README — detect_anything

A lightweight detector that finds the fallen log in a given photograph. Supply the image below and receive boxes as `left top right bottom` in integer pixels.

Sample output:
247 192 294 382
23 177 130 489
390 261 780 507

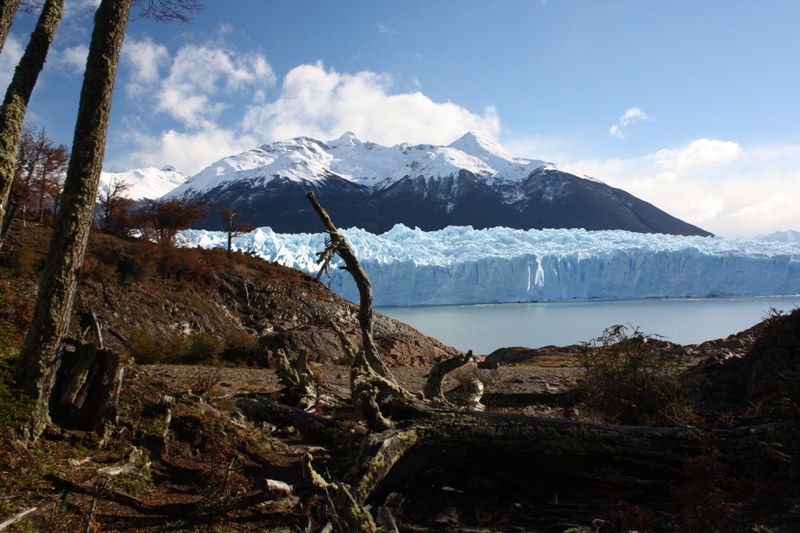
278 193 800 531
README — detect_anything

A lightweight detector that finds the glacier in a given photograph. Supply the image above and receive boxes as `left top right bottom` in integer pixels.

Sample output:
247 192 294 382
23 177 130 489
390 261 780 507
177 225 800 307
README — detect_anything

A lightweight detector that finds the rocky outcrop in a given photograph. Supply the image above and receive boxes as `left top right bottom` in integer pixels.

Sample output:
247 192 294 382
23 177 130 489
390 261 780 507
75 261 457 367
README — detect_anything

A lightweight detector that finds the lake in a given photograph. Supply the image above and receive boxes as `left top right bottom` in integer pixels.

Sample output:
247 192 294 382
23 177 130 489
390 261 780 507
376 296 799 354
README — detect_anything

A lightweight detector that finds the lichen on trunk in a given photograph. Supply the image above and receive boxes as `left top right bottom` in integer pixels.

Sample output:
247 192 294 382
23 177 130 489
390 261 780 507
14 0 133 439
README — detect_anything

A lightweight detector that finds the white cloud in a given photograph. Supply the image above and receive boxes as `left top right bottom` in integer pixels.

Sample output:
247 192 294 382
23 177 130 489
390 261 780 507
52 44 89 74
124 39 275 129
117 38 275 174
123 37 170 97
0 34 24 93
565 140 800 239
242 62 501 146
654 138 742 171
609 107 652 139
122 126 258 176
376 22 397 35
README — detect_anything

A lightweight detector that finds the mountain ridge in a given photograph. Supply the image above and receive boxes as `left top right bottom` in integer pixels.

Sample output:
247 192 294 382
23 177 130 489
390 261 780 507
116 132 713 237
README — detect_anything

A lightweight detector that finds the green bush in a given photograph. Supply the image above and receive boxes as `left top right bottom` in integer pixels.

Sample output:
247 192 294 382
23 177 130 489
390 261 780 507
184 331 224 364
578 325 694 426
126 326 164 364
221 328 262 364
127 326 232 365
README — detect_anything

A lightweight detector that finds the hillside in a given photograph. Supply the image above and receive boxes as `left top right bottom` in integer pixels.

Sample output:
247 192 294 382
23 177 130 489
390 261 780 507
0 221 798 532
1 224 456 368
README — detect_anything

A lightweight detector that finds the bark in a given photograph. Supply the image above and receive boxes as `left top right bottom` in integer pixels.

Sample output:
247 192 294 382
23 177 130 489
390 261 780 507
274 347 318 411
422 350 472 404
0 0 64 234
236 394 343 445
14 0 133 439
0 0 21 55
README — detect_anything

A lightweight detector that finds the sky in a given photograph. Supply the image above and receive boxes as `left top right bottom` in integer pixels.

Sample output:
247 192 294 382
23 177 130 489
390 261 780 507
1 0 799 239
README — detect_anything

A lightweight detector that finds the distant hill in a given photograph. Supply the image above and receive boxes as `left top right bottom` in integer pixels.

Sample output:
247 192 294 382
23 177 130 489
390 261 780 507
160 132 711 237
755 230 800 243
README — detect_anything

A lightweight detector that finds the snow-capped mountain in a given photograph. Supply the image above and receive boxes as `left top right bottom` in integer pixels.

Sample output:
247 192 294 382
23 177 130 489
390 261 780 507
756 230 800 243
165 132 711 236
99 166 187 202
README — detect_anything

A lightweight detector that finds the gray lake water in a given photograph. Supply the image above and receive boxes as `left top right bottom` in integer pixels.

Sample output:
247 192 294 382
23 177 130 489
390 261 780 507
376 296 799 354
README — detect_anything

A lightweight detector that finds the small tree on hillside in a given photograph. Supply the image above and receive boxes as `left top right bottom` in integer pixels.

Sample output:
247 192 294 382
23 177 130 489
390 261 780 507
35 141 69 225
146 197 207 246
99 176 134 235
219 206 253 257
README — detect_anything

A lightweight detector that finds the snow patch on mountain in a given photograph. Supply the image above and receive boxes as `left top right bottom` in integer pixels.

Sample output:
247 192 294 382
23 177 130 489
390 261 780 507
177 225 800 307
756 230 800 243
165 131 553 200
99 166 186 201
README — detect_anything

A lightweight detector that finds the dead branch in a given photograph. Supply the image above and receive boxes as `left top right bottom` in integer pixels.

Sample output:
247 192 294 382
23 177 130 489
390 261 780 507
235 394 343 445
422 350 473 404
274 347 318 411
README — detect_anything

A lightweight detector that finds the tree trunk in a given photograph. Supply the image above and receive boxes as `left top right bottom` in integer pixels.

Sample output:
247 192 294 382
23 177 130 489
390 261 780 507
0 0 64 234
14 0 133 440
0 0 21 55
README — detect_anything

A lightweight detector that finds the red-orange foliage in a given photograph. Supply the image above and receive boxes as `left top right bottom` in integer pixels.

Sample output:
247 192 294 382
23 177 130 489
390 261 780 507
143 198 208 246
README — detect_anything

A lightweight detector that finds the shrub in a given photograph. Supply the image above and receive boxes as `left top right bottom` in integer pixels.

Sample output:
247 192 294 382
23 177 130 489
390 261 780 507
10 245 40 279
221 329 262 365
126 325 164 364
578 324 694 426
184 331 224 364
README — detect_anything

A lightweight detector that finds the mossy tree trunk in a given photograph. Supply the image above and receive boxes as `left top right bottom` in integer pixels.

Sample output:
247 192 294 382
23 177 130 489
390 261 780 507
14 0 132 440
0 0 21 55
0 0 64 236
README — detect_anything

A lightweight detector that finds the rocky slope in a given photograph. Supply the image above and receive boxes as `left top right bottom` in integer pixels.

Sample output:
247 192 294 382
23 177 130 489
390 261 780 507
6 226 457 368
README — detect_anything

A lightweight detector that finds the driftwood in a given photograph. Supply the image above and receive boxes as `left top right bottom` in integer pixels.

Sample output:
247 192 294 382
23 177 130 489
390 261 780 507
235 193 800 532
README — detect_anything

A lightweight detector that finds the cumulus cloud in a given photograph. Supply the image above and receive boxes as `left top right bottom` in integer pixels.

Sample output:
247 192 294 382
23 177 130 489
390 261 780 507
51 44 89 74
0 34 23 92
242 62 501 146
121 126 258 176
117 38 275 173
563 140 800 239
609 107 652 139
123 38 275 129
655 138 742 171
376 22 397 35
123 37 170 97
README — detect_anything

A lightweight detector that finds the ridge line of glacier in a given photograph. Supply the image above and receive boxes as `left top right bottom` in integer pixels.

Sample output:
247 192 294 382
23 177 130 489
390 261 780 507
177 225 800 307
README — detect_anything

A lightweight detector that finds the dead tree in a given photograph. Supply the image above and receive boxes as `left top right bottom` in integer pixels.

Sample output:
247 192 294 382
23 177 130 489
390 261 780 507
238 192 799 532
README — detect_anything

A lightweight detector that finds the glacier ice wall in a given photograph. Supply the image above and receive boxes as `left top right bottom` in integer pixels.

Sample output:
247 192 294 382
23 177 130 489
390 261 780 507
177 225 800 307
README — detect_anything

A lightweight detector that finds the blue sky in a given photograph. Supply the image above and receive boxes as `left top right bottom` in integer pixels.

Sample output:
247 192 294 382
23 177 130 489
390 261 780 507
1 0 799 238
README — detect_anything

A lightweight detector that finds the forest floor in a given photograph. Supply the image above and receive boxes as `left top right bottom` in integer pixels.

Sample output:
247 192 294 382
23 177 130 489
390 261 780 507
0 223 797 532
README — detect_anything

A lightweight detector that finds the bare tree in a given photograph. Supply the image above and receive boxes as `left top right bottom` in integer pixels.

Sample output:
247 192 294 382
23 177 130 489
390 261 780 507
133 0 201 21
219 206 253 257
0 0 22 55
0 0 64 233
98 176 133 234
6 124 45 231
35 141 68 225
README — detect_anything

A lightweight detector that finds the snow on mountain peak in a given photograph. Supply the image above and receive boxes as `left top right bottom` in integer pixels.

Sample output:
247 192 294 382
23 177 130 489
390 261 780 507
99 166 187 202
165 132 552 200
